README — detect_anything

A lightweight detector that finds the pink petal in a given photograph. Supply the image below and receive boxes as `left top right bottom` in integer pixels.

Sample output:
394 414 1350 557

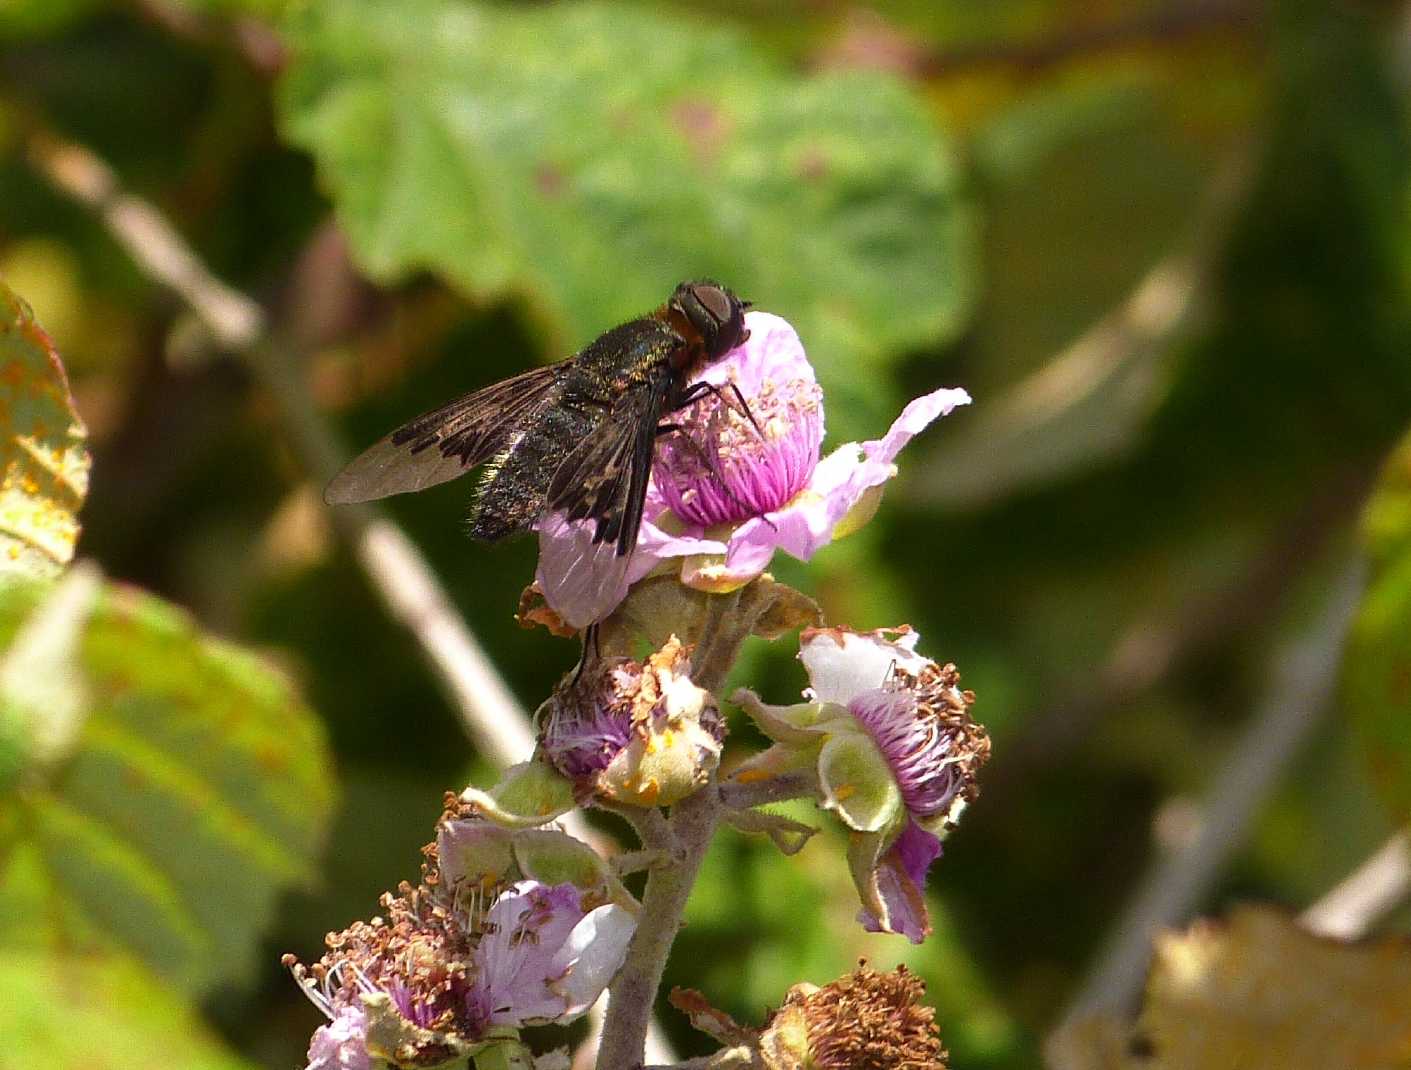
796 387 971 546
545 902 635 1019
305 1006 370 1070
857 820 940 944
693 311 818 400
866 388 971 468
535 513 726 629
471 881 633 1027
699 386 972 580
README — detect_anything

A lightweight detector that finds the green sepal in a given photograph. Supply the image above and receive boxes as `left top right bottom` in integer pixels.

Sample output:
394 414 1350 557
817 732 902 833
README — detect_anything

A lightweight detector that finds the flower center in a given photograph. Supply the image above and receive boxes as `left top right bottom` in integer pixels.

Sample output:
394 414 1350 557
846 687 964 822
655 373 824 527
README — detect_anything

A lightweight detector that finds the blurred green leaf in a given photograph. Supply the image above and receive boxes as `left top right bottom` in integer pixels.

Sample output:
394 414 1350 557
276 0 974 434
0 281 89 578
1345 430 1411 823
169 0 291 15
0 0 101 41
0 575 336 995
0 949 256 1070
0 564 98 790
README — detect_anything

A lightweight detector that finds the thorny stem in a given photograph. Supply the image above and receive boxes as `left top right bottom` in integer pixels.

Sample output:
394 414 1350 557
597 591 753 1070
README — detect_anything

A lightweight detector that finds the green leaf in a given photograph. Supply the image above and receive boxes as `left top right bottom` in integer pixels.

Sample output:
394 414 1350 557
0 563 99 789
0 282 89 578
1345 429 1411 822
0 575 336 995
0 949 257 1070
276 0 974 434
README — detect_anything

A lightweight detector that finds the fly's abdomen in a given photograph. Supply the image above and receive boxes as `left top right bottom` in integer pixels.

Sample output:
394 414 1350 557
468 402 599 541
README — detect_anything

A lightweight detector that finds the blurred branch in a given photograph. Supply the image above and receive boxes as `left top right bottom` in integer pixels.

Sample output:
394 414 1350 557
919 149 1254 508
987 462 1374 802
131 0 286 76
23 123 533 766
1300 830 1411 940
959 116 1361 789
1054 558 1364 1035
25 129 266 352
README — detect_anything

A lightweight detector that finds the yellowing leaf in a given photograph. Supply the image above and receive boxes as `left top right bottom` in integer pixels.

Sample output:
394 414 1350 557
0 563 99 780
0 281 89 577
1140 905 1411 1069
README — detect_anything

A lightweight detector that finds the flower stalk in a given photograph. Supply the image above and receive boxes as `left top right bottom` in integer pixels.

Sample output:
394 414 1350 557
598 784 723 1070
596 587 752 1069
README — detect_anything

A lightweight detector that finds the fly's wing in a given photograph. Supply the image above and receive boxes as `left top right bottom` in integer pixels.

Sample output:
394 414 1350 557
324 364 562 504
545 368 672 557
533 376 670 628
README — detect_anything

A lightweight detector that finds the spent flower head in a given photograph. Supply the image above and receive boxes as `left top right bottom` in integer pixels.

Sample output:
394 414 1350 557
536 311 970 628
286 816 634 1069
733 627 989 943
539 635 723 807
760 963 947 1070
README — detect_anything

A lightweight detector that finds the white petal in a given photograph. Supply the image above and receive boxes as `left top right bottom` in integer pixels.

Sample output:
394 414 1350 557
799 628 930 705
547 904 636 1021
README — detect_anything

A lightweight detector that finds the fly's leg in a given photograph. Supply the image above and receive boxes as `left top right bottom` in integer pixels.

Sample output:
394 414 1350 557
674 380 765 439
572 622 602 686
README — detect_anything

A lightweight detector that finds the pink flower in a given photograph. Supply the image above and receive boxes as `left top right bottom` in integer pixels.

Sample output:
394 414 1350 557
733 627 989 943
466 881 635 1031
287 876 633 1066
536 312 971 629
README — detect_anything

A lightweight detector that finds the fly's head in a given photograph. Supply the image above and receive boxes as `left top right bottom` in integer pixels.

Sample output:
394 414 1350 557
669 280 751 369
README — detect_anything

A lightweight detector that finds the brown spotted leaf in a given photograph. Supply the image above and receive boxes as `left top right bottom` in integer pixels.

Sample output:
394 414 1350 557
276 0 974 438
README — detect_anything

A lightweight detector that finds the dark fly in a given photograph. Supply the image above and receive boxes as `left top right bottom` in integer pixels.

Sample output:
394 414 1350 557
324 281 752 563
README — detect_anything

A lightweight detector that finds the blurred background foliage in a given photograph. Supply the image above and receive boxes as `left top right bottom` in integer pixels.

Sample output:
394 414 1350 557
2 0 1410 1067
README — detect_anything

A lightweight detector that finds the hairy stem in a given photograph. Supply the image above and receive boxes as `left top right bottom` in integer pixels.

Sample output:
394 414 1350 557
598 786 722 1069
719 773 812 811
597 590 752 1069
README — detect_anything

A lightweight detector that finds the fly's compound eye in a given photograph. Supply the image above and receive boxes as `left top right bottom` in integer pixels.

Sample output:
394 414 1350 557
676 281 748 359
